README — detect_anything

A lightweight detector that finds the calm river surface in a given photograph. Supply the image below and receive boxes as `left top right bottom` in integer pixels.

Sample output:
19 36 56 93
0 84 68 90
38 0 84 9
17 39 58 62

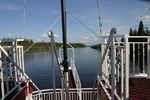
24 47 101 89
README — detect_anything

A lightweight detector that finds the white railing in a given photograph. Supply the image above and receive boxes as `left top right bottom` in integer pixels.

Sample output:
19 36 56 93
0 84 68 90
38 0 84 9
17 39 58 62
70 58 82 99
32 88 97 100
94 27 150 100
128 37 150 77
58 42 82 100
0 39 40 99
70 58 81 89
93 28 119 100
59 42 81 87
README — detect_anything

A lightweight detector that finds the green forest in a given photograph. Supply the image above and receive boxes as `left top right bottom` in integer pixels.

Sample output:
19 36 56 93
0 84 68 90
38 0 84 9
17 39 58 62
1 21 149 53
127 21 149 71
91 44 101 50
0 38 86 53
129 21 150 36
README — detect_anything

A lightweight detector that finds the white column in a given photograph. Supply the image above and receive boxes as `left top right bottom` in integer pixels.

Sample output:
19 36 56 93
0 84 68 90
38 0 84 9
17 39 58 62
111 37 115 100
147 38 150 78
50 31 56 100
124 35 129 100
0 50 5 98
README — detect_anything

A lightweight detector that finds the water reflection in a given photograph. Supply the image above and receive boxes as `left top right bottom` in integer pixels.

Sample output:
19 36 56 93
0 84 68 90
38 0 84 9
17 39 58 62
24 47 101 89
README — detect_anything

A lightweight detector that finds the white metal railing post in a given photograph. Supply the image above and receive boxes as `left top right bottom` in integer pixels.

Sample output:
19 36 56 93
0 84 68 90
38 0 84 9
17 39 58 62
133 43 135 75
104 38 108 88
48 30 56 100
4 55 9 93
97 75 100 100
12 41 17 86
147 38 150 78
0 49 5 99
18 47 22 80
0 39 41 100
32 88 97 100
101 39 104 80
93 28 116 100
124 35 129 100
21 46 25 80
138 44 140 74
111 35 115 100
15 41 20 84
143 43 145 73
48 33 71 100
121 48 124 100
61 78 64 100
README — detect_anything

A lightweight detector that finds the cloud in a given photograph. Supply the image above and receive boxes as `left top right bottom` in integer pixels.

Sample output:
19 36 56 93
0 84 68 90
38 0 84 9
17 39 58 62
145 7 150 11
6 34 12 36
41 34 48 38
0 4 20 10
40 33 58 38
138 15 150 23
53 34 58 38
78 35 100 44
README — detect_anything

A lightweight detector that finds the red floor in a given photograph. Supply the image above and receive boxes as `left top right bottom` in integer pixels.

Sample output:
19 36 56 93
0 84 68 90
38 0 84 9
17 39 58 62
129 78 150 100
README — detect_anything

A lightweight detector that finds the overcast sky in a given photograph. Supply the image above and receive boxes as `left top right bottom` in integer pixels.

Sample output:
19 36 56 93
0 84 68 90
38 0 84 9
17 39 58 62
0 0 150 45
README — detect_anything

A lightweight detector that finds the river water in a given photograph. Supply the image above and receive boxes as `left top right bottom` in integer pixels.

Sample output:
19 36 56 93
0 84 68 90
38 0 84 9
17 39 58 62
24 47 101 89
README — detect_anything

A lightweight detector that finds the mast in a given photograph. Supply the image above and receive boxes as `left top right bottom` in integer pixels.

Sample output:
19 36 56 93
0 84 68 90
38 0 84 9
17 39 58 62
61 0 68 72
61 0 70 99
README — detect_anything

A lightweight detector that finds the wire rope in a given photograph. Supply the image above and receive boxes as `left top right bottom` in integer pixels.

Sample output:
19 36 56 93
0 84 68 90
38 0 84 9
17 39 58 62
96 0 103 35
22 0 26 39
43 14 61 36
67 11 103 42
24 15 61 54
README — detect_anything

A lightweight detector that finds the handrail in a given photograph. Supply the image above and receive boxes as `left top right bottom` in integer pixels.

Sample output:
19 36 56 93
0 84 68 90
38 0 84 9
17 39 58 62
0 45 40 91
94 32 150 100
92 28 116 100
33 88 97 94
93 28 116 90
32 88 97 100
71 58 81 89
0 43 41 99
48 31 70 100
70 58 82 100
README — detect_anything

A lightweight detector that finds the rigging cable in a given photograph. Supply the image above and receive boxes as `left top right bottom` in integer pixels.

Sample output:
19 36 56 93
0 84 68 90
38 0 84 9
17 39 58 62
24 15 61 54
96 0 103 35
43 14 61 36
22 0 26 39
67 11 103 42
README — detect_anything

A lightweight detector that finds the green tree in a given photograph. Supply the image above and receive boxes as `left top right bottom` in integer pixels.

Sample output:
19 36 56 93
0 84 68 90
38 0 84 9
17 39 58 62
91 44 101 50
138 20 145 36
133 29 138 36
129 28 133 36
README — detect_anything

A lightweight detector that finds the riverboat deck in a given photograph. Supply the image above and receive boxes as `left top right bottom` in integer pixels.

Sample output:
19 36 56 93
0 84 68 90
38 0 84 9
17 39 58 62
96 30 150 100
129 77 150 100
99 77 150 100
1 29 150 100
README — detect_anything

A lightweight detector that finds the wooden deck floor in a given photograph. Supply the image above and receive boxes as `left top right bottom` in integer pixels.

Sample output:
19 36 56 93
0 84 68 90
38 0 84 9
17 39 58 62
99 77 150 100
68 69 76 88
129 77 150 100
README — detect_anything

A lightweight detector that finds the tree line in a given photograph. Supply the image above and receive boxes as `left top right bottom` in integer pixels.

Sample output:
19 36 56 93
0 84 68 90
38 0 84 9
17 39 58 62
129 21 150 36
91 44 101 50
0 38 86 53
127 20 149 72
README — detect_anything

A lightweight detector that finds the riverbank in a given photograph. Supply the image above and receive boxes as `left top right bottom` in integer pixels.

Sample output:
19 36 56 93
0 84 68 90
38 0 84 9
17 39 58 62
0 38 87 53
91 44 101 50
23 42 87 53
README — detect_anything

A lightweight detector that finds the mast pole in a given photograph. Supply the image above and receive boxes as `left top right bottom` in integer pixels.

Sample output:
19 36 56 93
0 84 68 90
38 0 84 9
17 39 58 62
61 0 70 100
61 0 68 72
